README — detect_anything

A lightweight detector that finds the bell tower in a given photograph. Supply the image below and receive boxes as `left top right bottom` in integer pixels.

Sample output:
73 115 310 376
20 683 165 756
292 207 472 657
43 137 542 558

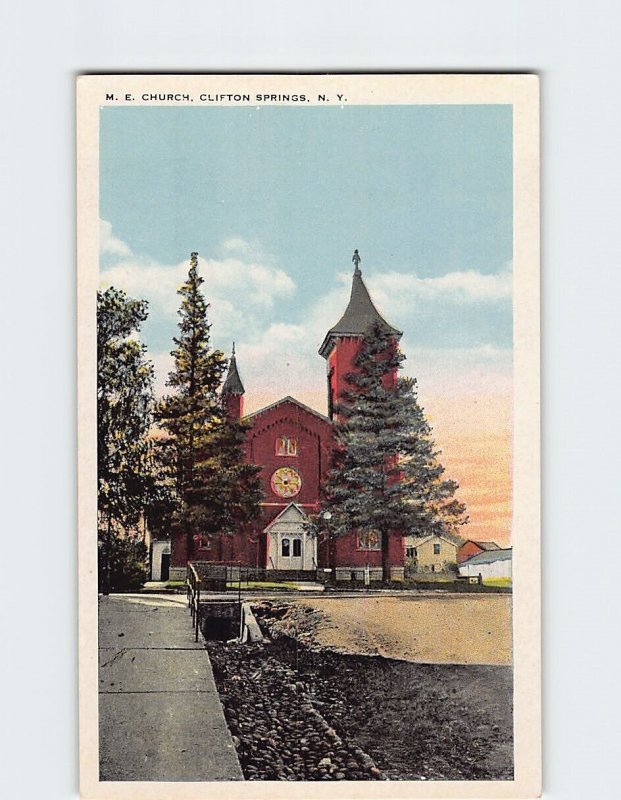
319 250 402 420
222 342 245 419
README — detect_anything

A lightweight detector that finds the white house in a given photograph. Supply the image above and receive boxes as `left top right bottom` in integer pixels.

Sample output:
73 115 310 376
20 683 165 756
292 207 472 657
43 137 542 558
150 540 171 581
458 548 512 580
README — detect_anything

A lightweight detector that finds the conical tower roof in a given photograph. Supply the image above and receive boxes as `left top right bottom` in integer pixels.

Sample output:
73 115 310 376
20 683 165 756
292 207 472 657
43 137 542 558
222 343 245 395
318 250 401 358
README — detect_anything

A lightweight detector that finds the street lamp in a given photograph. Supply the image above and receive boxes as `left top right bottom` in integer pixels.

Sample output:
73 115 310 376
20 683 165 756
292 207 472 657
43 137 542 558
320 511 333 576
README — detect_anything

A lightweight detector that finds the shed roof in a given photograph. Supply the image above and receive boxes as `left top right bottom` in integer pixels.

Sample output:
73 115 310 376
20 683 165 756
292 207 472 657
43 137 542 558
468 540 501 551
461 548 512 566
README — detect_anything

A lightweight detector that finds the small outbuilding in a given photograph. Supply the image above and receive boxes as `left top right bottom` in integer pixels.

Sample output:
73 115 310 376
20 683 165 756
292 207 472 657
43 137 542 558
150 540 172 581
457 539 501 563
458 548 512 581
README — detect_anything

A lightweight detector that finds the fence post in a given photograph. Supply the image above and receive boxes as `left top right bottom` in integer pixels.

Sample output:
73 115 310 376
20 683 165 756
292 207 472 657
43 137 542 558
195 581 200 642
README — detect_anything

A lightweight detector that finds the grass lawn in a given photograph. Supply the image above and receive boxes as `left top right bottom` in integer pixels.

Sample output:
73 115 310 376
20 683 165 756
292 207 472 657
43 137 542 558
482 577 512 588
406 574 457 583
226 580 306 591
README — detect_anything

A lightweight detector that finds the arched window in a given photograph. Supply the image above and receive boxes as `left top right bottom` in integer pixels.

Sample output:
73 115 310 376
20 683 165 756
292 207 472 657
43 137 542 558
275 436 297 456
292 539 302 557
281 538 290 557
358 530 382 551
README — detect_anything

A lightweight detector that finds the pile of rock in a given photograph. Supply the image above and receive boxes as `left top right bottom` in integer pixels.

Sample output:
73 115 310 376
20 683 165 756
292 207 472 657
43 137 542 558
252 600 329 648
208 641 384 781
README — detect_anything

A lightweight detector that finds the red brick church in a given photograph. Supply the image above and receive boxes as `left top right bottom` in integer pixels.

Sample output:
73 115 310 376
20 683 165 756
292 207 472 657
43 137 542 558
169 251 406 581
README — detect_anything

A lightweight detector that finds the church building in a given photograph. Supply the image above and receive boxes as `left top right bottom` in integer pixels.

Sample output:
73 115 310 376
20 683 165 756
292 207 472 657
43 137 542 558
169 251 406 581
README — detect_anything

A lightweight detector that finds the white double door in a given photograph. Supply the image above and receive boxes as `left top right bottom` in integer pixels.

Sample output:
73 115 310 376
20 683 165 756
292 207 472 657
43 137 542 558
273 529 316 570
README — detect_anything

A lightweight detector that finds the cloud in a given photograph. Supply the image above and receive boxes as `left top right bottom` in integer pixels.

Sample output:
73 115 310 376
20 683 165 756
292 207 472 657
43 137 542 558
99 222 296 346
218 286 513 416
368 263 512 319
100 219 132 258
100 220 512 415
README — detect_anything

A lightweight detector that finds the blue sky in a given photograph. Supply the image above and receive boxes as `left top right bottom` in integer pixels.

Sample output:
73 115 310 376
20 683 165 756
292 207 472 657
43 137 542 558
100 104 513 410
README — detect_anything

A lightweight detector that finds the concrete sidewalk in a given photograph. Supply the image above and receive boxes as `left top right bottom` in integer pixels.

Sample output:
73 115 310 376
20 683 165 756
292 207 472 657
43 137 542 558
98 593 243 781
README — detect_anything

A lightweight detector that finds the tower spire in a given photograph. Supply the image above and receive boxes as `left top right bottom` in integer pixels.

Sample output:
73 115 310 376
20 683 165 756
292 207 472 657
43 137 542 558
319 250 401 358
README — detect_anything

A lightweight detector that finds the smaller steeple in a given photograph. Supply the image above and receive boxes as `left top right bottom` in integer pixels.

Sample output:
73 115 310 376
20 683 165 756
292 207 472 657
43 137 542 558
222 342 245 396
222 343 245 419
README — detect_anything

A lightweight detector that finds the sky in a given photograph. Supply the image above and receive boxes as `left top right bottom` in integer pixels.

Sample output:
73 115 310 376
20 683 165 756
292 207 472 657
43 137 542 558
99 104 513 545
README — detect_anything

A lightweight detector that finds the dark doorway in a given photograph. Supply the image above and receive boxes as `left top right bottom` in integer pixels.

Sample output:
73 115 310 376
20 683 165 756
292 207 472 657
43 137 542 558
161 553 170 581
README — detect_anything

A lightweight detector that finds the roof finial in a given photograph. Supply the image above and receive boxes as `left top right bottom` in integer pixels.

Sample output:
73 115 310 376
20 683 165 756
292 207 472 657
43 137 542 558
231 341 236 357
352 249 361 276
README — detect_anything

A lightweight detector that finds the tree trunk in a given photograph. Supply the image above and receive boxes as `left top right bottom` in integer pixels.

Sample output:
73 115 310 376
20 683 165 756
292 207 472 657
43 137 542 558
381 528 390 583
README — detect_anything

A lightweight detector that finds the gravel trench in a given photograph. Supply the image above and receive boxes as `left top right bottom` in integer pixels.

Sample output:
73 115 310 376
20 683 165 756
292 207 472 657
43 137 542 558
207 640 383 781
206 600 513 781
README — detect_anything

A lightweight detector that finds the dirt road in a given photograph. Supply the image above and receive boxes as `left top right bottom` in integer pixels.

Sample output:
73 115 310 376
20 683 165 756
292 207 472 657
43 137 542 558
281 593 512 665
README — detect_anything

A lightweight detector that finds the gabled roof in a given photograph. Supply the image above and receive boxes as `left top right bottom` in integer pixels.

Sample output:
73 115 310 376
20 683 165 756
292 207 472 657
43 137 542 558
408 534 459 548
245 395 332 425
263 502 309 532
461 548 512 565
319 260 401 358
222 350 244 395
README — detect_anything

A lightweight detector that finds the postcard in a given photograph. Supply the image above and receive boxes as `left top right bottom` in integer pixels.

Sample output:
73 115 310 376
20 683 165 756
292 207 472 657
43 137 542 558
78 73 540 799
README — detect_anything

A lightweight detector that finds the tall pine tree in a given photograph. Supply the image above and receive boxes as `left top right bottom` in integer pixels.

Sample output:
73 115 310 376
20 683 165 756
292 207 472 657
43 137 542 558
157 253 262 555
322 321 468 578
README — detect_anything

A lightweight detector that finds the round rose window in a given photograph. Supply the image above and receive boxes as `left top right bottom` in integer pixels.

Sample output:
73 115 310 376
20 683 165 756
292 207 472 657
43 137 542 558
270 466 302 498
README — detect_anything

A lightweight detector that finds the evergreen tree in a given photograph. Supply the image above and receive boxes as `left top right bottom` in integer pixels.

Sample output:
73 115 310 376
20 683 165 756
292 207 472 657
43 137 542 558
185 413 263 538
97 287 158 591
157 253 262 552
321 322 468 577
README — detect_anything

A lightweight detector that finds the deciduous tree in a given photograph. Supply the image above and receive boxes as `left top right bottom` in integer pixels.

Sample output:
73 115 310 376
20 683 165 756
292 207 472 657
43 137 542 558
97 287 158 590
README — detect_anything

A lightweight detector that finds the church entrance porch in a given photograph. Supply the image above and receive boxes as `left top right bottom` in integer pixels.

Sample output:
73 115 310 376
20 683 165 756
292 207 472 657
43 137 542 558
264 503 317 571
